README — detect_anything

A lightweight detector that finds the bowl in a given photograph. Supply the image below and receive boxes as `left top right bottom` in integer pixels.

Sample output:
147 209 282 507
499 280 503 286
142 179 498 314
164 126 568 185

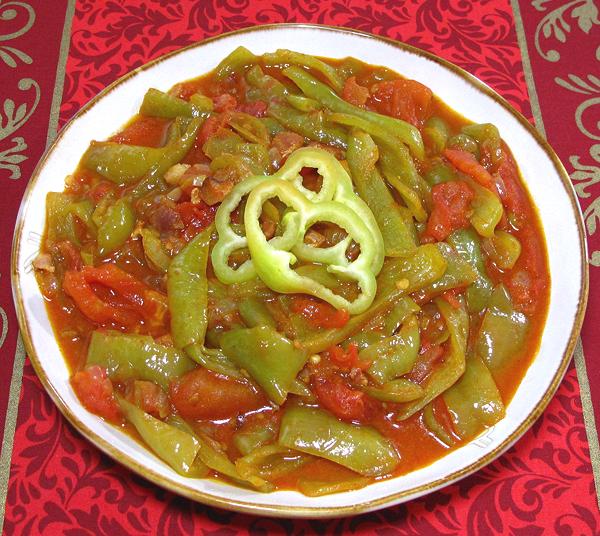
11 24 588 517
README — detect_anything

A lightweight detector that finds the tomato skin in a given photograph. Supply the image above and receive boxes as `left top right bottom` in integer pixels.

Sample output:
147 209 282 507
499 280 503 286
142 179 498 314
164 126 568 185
71 366 122 423
423 180 474 242
109 116 168 147
327 343 371 371
342 76 369 107
290 296 350 329
312 372 371 422
443 148 494 190
169 367 267 420
369 79 432 126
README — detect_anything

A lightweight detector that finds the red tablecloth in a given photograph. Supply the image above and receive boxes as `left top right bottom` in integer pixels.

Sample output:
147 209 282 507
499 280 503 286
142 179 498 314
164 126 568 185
1 1 599 533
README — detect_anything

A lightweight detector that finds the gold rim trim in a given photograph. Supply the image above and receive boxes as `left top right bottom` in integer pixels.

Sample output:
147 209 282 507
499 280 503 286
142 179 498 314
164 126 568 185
10 23 589 518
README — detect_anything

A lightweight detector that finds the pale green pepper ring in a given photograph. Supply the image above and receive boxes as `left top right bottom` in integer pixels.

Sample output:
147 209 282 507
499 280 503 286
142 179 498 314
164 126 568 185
245 179 378 314
211 147 384 314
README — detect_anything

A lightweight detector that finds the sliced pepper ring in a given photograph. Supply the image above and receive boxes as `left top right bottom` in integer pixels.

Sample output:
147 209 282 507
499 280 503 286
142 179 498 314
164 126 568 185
245 179 378 314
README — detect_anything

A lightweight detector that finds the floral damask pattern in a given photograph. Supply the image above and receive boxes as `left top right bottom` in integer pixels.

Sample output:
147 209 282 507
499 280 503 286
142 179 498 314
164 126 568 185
0 0 38 181
3 0 597 534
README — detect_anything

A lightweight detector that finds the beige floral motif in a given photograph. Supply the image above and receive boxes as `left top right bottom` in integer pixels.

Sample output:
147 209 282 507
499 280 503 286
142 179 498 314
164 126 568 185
533 0 600 61
555 74 600 266
0 0 37 180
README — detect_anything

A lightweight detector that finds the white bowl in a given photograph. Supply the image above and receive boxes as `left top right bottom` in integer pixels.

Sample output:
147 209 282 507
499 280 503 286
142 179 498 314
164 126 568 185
11 24 588 517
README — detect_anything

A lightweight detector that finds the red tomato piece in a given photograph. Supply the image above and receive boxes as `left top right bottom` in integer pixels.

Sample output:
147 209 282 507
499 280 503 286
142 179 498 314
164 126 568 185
71 365 122 423
56 240 83 271
109 116 168 147
290 296 350 329
169 367 267 420
369 79 432 126
127 380 169 419
312 372 371 422
327 343 370 371
443 148 495 190
213 93 237 113
239 100 267 117
342 76 369 107
423 180 474 242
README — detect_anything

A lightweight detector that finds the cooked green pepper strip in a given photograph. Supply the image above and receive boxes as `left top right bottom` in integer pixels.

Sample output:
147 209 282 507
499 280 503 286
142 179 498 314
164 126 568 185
268 103 348 148
86 331 195 389
235 444 311 489
298 476 371 497
395 297 468 420
215 46 257 80
140 228 171 273
238 297 277 328
185 344 244 380
82 116 201 184
303 245 447 354
443 354 505 440
417 243 477 300
140 88 197 118
283 66 425 160
347 131 418 256
233 421 278 456
167 227 212 349
278 405 400 477
286 94 320 112
422 116 449 154
264 49 345 93
329 112 430 217
220 326 308 405
228 112 270 146
422 403 455 447
462 123 502 165
465 177 503 238
363 315 420 385
363 378 424 403
482 230 522 270
97 198 135 256
46 193 96 244
245 65 289 101
476 285 529 382
448 228 494 313
118 398 207 476
167 416 264 488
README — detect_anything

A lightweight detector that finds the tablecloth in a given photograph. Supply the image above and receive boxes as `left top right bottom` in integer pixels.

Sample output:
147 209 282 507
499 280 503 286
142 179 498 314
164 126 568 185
1 1 599 533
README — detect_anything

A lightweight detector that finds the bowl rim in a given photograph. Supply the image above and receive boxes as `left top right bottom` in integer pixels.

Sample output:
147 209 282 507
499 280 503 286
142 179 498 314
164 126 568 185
11 22 589 518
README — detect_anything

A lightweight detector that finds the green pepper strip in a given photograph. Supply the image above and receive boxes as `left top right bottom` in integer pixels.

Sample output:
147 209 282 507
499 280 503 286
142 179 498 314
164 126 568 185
140 88 198 118
118 397 207 477
329 112 429 220
465 176 503 238
167 227 211 349
97 198 135 256
86 330 195 390
215 46 258 80
268 103 348 149
263 49 345 93
395 296 468 420
278 405 400 477
363 378 424 403
443 354 505 440
220 326 308 405
346 131 418 257
283 65 425 160
82 116 201 184
140 228 171 273
448 228 494 313
301 244 447 354
475 284 529 382
362 314 420 385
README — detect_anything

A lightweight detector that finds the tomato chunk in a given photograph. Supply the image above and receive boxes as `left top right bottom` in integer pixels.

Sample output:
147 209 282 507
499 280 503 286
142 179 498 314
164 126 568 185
342 76 369 107
327 343 371 371
127 380 169 419
71 366 122 423
423 180 474 242
312 372 372 422
169 367 267 420
290 296 350 329
369 79 432 126
443 148 494 190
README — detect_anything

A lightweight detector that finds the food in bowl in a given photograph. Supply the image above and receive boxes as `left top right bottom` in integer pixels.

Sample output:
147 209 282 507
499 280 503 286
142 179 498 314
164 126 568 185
33 47 549 496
